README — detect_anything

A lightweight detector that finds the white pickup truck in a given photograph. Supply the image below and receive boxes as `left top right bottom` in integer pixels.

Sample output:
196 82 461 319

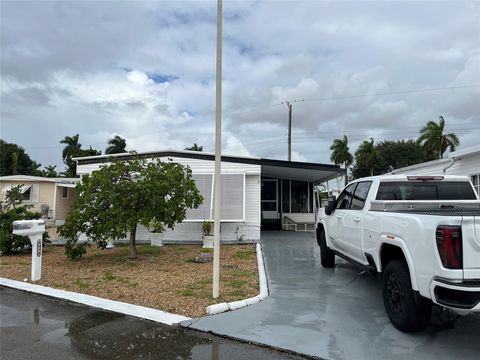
316 175 480 332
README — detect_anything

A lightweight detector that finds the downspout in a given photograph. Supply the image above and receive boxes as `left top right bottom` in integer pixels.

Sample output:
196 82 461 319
443 157 456 174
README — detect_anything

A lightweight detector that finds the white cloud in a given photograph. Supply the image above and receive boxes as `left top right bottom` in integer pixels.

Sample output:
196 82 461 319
1 0 479 170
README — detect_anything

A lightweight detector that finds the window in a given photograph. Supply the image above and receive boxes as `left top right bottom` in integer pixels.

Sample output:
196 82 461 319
291 180 309 213
351 181 372 210
214 174 245 221
261 179 277 212
471 174 480 196
22 187 31 201
282 179 290 213
185 174 213 220
336 183 356 209
186 174 245 221
376 181 477 201
62 187 69 199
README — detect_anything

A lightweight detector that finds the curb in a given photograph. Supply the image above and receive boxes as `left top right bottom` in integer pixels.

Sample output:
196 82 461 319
0 277 190 325
206 242 269 315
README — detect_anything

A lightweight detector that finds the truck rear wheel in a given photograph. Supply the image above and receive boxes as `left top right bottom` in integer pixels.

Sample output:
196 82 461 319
318 229 335 268
382 260 431 332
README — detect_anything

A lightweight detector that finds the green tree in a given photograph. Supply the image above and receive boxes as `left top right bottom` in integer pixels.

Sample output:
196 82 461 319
0 206 48 254
60 134 101 177
375 140 428 172
105 135 127 154
60 134 82 177
0 140 42 176
330 135 353 185
60 134 81 161
43 165 58 178
59 158 203 259
4 185 25 210
0 187 49 254
353 138 382 177
418 115 460 159
185 143 203 151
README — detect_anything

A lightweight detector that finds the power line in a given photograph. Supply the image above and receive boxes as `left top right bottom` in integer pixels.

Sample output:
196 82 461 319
10 83 479 153
301 84 480 103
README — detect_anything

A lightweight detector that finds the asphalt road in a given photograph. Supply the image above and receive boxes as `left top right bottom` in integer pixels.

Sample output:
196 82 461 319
0 287 308 360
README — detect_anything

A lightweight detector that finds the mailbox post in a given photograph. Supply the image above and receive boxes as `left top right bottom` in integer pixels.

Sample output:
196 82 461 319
12 220 46 281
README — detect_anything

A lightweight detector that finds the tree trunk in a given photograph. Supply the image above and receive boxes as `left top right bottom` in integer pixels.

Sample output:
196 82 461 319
370 168 374 176
129 223 137 259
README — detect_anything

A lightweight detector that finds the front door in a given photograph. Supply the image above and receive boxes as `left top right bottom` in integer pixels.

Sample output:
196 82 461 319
261 179 279 227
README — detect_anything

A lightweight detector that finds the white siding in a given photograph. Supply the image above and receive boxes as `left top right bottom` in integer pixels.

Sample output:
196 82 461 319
245 175 260 224
392 153 480 177
76 157 261 244
77 156 260 176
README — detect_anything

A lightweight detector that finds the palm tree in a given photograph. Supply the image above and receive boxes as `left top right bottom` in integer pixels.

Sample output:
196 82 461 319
185 143 203 152
43 165 57 178
330 135 353 185
60 134 81 161
106 135 127 154
355 138 380 176
418 115 459 159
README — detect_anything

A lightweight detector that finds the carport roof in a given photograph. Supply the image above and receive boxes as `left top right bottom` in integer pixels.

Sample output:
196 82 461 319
73 149 344 182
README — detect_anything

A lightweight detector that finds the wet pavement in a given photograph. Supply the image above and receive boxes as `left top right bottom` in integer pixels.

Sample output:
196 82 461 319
185 231 480 360
0 287 307 360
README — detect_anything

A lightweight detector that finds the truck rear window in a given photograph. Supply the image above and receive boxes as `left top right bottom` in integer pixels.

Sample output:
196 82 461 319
376 181 477 200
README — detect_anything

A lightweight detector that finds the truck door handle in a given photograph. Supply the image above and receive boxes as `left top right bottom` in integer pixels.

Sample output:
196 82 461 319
354 217 361 222
336 214 342 219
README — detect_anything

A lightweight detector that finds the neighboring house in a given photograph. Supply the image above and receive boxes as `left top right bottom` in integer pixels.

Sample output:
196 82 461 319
388 145 480 195
73 149 344 244
0 175 79 238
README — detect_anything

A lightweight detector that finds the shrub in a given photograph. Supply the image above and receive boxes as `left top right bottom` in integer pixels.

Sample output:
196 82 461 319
64 239 88 260
0 206 49 255
202 221 212 236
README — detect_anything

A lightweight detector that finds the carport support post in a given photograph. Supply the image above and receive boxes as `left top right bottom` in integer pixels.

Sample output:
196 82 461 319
212 0 222 299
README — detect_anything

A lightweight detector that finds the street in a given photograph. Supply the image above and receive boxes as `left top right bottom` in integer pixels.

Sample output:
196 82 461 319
0 287 307 360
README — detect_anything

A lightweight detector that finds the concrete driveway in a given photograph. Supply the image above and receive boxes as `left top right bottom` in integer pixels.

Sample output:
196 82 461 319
185 231 480 360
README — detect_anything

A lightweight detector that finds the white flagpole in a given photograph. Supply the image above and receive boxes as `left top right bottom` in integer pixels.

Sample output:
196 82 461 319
212 0 222 299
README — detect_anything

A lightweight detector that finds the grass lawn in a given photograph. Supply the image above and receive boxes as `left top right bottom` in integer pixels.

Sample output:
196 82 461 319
0 244 259 318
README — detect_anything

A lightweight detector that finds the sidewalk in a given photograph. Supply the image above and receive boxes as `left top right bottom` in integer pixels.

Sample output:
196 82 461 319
183 231 480 360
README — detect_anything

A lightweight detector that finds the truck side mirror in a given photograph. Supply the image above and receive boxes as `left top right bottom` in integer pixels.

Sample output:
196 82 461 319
324 196 337 216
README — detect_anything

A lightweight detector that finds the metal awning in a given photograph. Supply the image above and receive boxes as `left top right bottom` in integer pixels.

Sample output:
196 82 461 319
1 184 31 194
261 164 342 183
72 149 345 183
57 183 77 188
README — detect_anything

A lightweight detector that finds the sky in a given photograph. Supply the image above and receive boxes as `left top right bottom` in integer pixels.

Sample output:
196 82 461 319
1 0 479 173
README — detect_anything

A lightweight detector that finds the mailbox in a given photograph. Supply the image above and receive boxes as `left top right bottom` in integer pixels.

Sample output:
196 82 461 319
12 220 45 281
12 220 45 236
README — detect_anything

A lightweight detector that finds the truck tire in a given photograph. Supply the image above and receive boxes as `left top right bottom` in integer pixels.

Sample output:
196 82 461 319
382 260 431 332
318 230 335 268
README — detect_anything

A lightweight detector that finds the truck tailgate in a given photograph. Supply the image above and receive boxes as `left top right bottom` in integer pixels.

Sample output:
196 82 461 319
463 216 480 279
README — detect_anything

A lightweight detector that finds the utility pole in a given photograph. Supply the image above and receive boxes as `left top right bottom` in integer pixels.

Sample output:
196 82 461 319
212 0 222 299
286 101 292 161
283 100 303 162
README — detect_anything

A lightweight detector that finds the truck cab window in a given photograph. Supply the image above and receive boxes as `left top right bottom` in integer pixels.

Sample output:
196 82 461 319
351 181 372 210
336 183 356 209
376 181 477 200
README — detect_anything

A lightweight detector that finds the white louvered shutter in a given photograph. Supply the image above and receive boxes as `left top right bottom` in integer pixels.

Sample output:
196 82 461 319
185 174 213 220
212 174 245 221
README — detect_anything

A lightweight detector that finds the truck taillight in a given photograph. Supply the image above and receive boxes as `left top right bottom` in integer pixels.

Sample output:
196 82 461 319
436 225 463 269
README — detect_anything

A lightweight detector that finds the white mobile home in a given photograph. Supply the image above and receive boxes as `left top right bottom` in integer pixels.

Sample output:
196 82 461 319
74 150 344 243
389 145 480 195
